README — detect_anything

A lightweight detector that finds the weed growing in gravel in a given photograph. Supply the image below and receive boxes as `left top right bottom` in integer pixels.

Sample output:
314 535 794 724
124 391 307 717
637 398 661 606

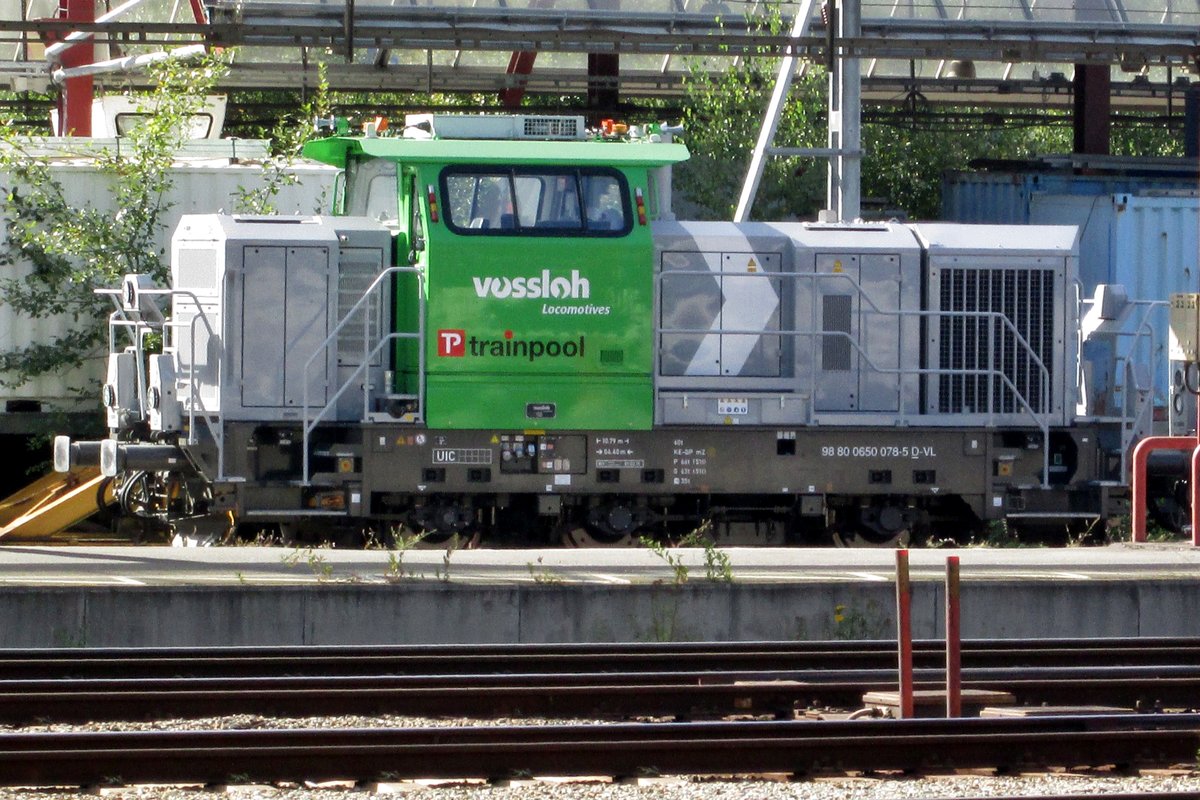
680 527 734 583
382 531 428 582
434 535 461 582
527 556 563 584
281 547 334 581
826 599 889 640
639 535 691 584
639 529 734 584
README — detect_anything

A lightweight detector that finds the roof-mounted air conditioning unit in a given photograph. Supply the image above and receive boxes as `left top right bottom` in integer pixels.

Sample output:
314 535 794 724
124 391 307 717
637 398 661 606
403 113 586 141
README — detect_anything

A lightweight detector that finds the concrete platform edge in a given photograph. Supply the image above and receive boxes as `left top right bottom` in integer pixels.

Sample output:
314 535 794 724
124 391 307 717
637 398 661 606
2 580 1196 647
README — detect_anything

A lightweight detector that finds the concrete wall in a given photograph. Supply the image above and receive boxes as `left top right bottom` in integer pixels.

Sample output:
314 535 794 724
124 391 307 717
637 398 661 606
3 580 1198 647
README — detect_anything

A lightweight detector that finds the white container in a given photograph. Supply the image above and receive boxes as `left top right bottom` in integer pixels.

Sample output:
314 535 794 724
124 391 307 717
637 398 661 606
0 150 337 412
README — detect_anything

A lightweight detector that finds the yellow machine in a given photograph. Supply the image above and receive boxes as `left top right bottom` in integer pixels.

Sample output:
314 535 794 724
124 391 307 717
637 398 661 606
0 468 112 542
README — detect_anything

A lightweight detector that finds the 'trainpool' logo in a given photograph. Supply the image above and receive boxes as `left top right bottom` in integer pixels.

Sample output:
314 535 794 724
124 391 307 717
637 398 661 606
436 329 585 361
437 329 465 357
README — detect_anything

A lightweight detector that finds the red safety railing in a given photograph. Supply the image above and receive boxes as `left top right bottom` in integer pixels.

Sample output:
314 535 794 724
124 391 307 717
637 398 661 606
1130 404 1200 546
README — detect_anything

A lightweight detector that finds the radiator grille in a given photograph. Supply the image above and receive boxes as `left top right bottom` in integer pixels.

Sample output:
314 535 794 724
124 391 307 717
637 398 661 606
336 259 381 367
937 267 1054 415
522 116 581 139
822 294 852 372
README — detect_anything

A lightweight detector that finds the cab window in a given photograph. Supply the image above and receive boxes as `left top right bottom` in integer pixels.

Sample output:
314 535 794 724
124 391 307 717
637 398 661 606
440 167 631 236
345 158 399 224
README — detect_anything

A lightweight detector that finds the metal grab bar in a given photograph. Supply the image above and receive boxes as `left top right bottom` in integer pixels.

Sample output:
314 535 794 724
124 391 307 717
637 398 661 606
302 331 419 485
301 265 426 486
654 266 1061 487
99 286 231 480
655 267 1055 421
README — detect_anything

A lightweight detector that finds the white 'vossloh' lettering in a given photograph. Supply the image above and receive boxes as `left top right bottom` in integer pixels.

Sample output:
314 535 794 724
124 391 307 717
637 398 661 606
472 269 591 300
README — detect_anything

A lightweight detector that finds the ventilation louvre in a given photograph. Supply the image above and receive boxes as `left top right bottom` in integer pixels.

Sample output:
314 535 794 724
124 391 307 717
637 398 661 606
521 116 582 140
936 266 1055 415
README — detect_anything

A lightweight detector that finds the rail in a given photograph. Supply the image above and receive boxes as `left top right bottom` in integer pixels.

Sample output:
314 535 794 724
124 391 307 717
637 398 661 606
2 715 1198 786
6 664 1200 723
301 264 426 486
6 636 1200 677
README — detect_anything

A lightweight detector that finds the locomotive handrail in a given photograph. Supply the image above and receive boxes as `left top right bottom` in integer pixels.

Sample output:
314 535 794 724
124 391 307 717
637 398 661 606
655 267 1056 486
1075 296 1166 480
97 289 152 422
301 265 426 487
162 289 227 481
301 332 419 486
659 322 1053 487
98 287 231 482
655 266 1055 419
179 307 226 480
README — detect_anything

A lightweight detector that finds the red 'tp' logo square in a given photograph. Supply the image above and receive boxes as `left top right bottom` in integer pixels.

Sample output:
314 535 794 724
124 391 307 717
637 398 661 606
437 329 465 357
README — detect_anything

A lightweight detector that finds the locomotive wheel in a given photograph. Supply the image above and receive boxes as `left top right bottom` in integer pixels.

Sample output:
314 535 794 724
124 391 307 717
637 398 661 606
559 525 637 548
832 528 911 548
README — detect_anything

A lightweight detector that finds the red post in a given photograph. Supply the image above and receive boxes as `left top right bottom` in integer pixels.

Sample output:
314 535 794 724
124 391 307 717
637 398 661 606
1194 400 1200 548
499 50 538 108
1191 444 1200 548
58 0 94 136
895 548 914 718
1131 436 1196 542
945 555 961 718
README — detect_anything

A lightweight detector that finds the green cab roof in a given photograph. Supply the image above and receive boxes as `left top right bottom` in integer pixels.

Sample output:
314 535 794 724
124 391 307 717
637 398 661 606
303 135 690 169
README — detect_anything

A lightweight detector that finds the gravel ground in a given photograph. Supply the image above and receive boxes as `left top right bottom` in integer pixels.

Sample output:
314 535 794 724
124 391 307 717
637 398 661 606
1 715 1197 799
0 714 604 734
2 773 1200 800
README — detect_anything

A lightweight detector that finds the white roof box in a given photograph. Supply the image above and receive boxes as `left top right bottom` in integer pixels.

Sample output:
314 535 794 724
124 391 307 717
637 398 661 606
403 113 586 141
51 95 227 139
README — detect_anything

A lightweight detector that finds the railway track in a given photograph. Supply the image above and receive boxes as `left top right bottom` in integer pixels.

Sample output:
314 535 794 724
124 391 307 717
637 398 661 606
3 636 1199 678
3 714 1199 788
0 638 1197 723
1 665 1198 723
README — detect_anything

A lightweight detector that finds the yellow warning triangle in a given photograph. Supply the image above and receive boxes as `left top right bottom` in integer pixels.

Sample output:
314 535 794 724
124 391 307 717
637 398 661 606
490 435 500 444
746 257 758 272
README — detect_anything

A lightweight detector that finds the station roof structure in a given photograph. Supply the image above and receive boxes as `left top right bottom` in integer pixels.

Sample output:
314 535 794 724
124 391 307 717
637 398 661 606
0 0 1197 111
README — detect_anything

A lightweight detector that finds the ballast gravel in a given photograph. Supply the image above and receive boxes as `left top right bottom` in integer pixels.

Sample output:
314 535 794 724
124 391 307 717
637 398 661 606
2 774 1200 800
0 715 1197 799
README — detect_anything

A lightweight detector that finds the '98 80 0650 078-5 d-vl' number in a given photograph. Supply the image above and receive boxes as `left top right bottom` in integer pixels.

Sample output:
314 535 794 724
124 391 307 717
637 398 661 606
820 445 937 459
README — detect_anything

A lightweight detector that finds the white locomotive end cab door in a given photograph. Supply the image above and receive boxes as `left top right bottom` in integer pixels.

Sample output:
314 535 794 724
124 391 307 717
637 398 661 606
240 244 331 410
813 252 900 412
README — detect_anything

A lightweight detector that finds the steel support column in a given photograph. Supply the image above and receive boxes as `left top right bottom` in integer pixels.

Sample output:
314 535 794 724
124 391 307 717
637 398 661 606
1073 64 1111 155
734 0 817 221
827 0 861 221
587 53 620 117
59 0 94 136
